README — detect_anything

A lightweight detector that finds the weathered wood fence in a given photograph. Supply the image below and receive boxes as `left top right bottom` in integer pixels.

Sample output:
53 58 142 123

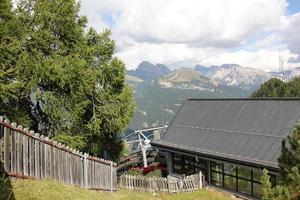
119 172 205 193
0 117 117 191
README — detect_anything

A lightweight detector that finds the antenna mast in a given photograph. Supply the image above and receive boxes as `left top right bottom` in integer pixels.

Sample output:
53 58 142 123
278 49 284 81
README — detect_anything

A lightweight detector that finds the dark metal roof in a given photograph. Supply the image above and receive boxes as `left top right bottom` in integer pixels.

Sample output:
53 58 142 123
152 99 300 169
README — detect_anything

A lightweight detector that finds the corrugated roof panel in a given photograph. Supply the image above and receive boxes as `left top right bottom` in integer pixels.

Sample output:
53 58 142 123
152 99 300 168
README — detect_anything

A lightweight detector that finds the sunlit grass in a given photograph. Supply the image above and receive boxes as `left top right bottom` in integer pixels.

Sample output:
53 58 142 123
10 178 235 200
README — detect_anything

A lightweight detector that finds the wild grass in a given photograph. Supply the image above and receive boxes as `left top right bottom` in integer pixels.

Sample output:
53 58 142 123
9 178 235 200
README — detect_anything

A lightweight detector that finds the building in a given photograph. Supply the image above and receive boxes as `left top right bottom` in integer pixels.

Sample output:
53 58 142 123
152 98 300 199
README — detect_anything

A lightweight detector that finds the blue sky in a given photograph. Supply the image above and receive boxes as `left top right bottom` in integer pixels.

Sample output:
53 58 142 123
287 0 300 14
80 0 300 71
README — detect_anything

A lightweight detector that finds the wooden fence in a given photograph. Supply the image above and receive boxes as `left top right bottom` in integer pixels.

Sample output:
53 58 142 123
0 117 117 191
119 172 205 193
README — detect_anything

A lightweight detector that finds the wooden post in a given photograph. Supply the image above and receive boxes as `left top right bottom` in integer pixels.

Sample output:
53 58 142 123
23 128 29 177
11 122 17 173
110 161 113 193
4 119 10 172
17 129 23 175
0 117 2 171
40 135 45 179
29 131 35 177
199 171 202 188
34 133 40 179
83 153 88 189
167 175 171 193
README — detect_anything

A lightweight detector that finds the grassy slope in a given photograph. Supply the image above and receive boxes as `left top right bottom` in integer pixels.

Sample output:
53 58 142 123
9 179 234 200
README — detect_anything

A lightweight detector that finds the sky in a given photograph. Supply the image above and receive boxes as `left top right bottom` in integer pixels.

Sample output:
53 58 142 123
80 0 300 71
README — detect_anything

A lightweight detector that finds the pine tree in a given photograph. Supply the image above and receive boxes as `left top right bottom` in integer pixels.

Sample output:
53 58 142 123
261 124 300 200
261 169 272 200
251 77 300 98
277 124 300 199
251 78 285 97
1 0 134 160
0 0 23 104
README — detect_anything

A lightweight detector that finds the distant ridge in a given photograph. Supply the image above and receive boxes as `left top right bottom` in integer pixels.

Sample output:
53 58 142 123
127 61 171 81
125 61 300 129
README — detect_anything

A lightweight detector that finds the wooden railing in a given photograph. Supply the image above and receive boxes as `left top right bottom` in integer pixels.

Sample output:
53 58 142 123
119 172 205 193
0 117 117 191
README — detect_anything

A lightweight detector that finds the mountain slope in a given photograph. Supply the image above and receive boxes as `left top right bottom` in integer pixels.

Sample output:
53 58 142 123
158 68 217 90
126 61 300 129
129 69 252 129
194 64 271 90
127 61 171 81
125 75 143 89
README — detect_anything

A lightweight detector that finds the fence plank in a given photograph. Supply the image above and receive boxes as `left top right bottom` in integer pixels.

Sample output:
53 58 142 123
11 123 17 173
0 118 3 171
17 129 23 175
29 131 35 177
23 128 29 176
0 117 117 191
120 173 205 193
34 133 40 179
4 119 11 172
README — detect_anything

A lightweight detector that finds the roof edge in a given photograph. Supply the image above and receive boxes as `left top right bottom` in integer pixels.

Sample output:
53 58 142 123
187 98 300 101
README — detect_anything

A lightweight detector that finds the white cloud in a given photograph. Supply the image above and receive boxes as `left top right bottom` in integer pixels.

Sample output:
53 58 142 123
284 13 300 62
116 41 297 71
80 0 300 70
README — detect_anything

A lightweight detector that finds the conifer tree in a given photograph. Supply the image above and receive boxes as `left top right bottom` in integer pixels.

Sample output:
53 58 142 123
0 0 23 104
261 124 300 200
0 0 134 160
261 169 272 200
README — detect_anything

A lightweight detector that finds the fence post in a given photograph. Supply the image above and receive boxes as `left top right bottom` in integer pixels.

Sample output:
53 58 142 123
199 171 202 189
4 119 10 172
167 175 171 193
110 161 113 193
83 153 88 189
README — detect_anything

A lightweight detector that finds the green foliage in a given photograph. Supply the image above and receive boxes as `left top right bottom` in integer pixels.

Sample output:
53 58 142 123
261 169 272 200
0 0 134 161
0 0 23 104
52 133 86 150
251 78 285 97
126 169 163 177
251 77 300 98
261 124 300 200
0 174 14 200
254 78 300 200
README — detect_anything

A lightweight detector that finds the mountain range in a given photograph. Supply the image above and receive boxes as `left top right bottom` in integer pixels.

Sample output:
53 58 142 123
126 61 300 129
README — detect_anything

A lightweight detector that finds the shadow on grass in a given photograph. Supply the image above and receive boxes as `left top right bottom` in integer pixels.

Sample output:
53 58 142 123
0 166 15 200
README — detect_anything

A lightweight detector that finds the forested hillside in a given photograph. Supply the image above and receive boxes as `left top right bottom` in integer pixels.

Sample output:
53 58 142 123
251 77 300 97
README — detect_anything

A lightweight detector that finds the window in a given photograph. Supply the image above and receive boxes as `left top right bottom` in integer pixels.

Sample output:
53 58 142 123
183 163 195 175
210 160 271 198
211 161 223 172
195 158 207 169
224 175 236 191
237 166 251 180
269 174 277 187
172 153 196 175
184 156 194 166
211 171 223 186
252 168 262 182
253 183 263 198
238 179 252 195
173 153 183 174
224 163 236 176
